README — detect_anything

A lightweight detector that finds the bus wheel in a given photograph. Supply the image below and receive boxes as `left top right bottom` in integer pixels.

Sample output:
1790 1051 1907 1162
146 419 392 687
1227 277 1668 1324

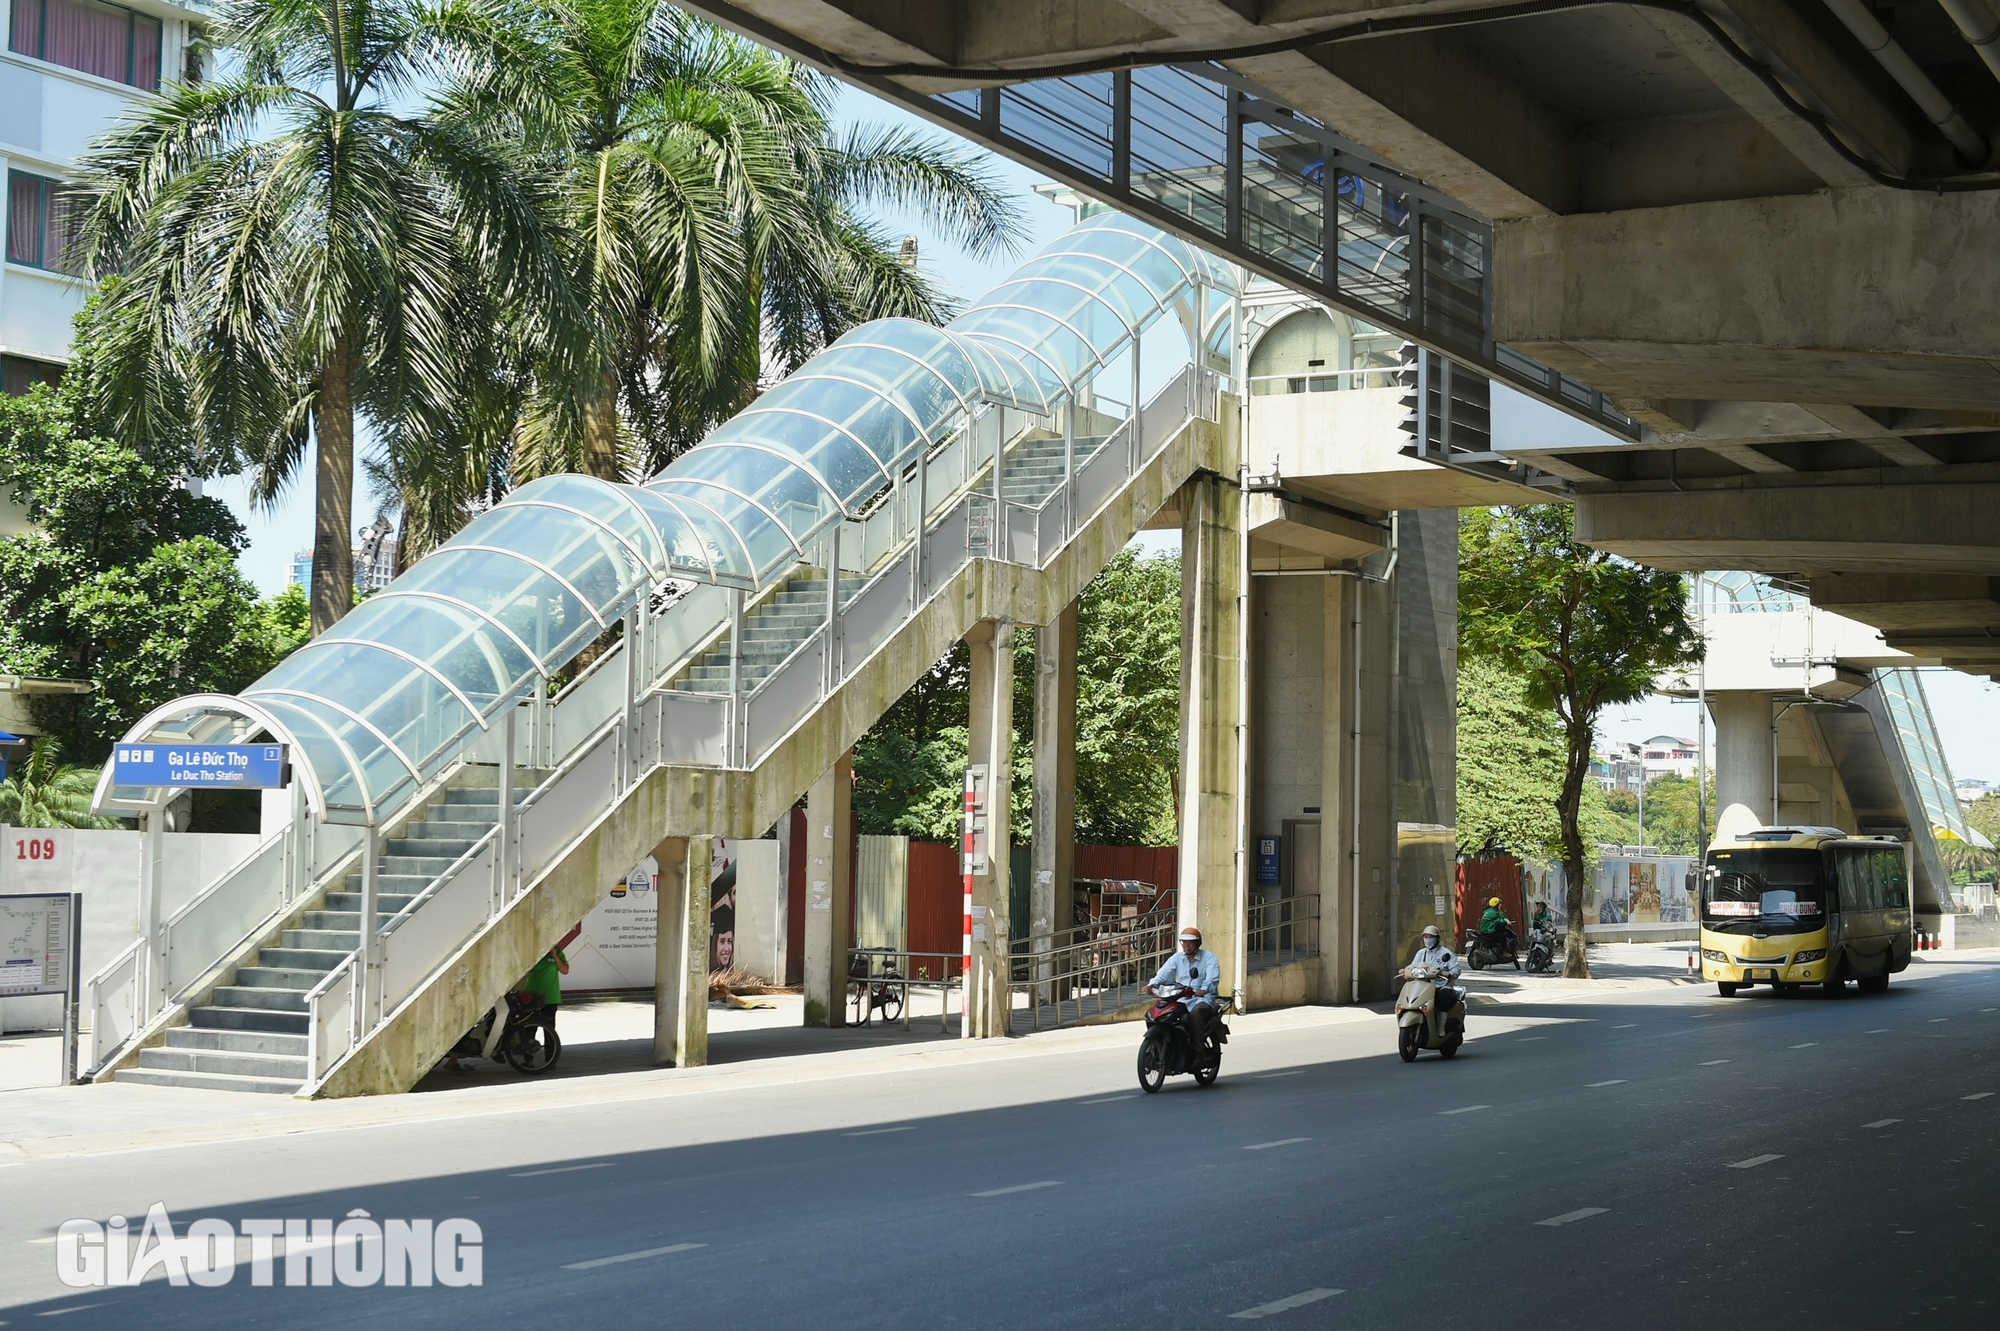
1823 971 1848 999
1859 972 1888 995
1717 982 1738 997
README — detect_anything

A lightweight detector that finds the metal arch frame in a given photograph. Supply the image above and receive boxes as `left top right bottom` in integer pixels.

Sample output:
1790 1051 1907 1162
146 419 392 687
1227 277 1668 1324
593 482 679 573
90 693 331 819
634 489 729 583
1009 238 1194 314
728 405 899 489
366 588 545 678
495 497 664 583
444 544 613 632
248 694 382 826
651 477 804 575
466 506 648 608
934 326 1062 414
817 338 980 418
251 687 426 795
769 369 936 448
641 485 760 585
955 325 1094 409
946 335 1066 416
282 635 492 732
694 431 878 516
985 272 1148 341
966 299 1125 372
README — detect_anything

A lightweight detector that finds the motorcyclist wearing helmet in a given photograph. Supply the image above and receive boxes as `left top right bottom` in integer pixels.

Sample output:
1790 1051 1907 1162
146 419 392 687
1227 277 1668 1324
1407 924 1465 1011
1479 896 1518 954
1530 900 1556 937
1145 927 1223 1050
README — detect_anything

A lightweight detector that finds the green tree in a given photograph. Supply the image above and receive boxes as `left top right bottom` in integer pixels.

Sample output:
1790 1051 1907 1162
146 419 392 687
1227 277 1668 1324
1599 771 1707 856
0 386 287 762
0 737 114 829
76 0 566 635
436 0 1023 483
1459 506 1702 977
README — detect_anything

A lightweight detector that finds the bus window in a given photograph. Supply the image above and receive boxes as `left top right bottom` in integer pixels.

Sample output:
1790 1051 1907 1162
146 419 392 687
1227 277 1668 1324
1875 848 1908 909
1834 847 1877 911
1703 848 1828 934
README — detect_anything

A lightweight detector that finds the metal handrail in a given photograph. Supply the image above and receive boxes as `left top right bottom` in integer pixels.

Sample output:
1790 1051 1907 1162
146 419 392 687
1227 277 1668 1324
843 946 963 1032
1006 905 1182 1031
1246 893 1321 970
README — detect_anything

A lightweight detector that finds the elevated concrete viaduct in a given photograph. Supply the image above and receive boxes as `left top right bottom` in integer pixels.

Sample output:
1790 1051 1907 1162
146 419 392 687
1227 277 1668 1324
677 0 2000 679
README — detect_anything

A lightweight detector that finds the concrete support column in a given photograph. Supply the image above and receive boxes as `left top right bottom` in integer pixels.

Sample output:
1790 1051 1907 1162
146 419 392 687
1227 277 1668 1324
650 834 711 1067
1030 600 1078 1001
1319 573 1358 1006
1177 474 1244 1000
966 617 1015 1037
1708 691 1775 840
802 754 854 1027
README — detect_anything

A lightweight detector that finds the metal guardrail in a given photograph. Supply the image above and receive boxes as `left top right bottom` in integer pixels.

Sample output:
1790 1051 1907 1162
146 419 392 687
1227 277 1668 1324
845 946 962 1032
1247 893 1320 972
1006 905 1182 1032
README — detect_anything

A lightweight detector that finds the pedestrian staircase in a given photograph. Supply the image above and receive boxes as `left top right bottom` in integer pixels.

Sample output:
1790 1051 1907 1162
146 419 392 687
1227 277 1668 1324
115 784 524 1093
85 213 1238 1097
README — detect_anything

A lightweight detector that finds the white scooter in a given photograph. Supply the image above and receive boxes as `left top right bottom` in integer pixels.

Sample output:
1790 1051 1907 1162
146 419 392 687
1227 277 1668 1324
1395 962 1465 1061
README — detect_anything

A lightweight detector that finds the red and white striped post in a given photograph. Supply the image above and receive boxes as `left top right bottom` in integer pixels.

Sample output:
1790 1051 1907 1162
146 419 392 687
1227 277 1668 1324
960 764 989 1035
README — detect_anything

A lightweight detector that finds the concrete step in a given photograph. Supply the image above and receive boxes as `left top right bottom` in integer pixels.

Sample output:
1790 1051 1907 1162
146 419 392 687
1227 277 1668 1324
341 874 434 895
116 1066 302 1095
386 838 478 859
235 965 333 991
189 1005 309 1035
258 946 353 970
165 1026 309 1058
282 928 361 952
323 892 419 915
136 1045 308 1081
212 985 309 1013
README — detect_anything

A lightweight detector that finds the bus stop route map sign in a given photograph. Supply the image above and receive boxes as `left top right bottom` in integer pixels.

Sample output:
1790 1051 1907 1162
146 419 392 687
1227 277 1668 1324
112 743 289 789
0 892 75 997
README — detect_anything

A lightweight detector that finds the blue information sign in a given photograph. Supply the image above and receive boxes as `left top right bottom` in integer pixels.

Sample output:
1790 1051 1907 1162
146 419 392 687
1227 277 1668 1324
1256 836 1281 886
113 743 289 790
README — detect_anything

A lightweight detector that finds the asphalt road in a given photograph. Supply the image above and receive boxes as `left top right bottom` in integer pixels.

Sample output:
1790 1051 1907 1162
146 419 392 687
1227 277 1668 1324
4 957 1997 1328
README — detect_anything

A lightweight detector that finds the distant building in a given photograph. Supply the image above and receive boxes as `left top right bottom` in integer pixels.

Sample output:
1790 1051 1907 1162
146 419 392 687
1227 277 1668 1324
1591 735 1705 792
1957 778 1993 804
290 517 399 594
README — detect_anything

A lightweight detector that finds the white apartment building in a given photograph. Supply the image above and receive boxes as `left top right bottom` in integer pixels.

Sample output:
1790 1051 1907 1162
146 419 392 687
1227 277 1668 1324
0 0 208 392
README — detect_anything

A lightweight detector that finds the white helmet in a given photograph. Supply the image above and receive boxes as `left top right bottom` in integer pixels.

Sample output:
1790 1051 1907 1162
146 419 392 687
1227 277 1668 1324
1421 924 1441 940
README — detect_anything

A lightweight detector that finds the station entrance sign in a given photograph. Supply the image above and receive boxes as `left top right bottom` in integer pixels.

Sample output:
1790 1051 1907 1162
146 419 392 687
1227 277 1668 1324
112 743 289 789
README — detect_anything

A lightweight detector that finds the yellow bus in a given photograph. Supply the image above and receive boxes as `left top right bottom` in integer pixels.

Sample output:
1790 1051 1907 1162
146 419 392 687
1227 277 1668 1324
1698 827 1912 998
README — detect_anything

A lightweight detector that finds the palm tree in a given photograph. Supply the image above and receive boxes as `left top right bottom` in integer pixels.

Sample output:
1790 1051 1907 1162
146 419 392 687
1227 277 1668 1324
76 0 571 635
0 737 112 829
436 0 1024 481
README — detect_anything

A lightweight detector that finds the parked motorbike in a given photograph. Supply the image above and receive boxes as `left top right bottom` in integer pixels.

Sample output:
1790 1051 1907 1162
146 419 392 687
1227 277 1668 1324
1463 927 1521 971
444 992 562 1075
1395 962 1465 1061
1136 984 1228 1092
1526 923 1559 974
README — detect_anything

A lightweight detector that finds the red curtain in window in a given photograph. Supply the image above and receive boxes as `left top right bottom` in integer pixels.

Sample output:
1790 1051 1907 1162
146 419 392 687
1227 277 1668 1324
44 0 130 84
9 0 43 60
7 174 41 267
46 185 85 274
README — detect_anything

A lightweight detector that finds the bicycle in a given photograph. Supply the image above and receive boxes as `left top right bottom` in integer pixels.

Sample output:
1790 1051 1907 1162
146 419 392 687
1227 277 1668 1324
847 948 907 1026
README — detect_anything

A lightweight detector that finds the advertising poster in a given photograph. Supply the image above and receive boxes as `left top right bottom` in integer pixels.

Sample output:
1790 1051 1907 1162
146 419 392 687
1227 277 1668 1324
1628 861 1661 923
710 839 738 972
563 858 659 993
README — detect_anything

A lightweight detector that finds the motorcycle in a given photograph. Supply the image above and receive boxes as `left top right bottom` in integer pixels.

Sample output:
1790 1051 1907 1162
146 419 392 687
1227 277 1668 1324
1136 984 1228 1092
1395 962 1465 1061
444 992 562 1075
1463 926 1521 971
1526 922 1559 974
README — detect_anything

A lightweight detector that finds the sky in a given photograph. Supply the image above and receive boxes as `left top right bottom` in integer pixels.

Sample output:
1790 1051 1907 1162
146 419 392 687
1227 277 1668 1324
205 75 1999 786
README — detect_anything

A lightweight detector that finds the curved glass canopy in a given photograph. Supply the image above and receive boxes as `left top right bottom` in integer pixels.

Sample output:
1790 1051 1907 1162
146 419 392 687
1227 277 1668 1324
118 214 1237 824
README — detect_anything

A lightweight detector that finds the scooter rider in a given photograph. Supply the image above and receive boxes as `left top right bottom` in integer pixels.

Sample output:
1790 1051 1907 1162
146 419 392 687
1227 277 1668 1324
1409 924 1465 1013
1144 927 1223 1049
1479 897 1518 954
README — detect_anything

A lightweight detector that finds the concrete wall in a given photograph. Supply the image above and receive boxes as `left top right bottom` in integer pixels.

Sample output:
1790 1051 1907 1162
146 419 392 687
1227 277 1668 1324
0 827 261 1031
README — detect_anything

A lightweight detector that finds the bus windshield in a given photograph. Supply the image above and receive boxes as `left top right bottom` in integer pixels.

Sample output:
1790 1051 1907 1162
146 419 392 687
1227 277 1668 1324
1702 848 1828 935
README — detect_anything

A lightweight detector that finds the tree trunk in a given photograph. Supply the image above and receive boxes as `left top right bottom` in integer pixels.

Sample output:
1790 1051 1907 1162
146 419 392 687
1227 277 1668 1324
583 375 621 480
309 336 358 636
1559 720 1595 979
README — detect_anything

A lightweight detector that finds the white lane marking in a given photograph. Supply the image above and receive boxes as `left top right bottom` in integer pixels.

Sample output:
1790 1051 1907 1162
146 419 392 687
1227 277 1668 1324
1789 1043 1818 1049
1242 1138 1311 1151
1964 1092 1995 1101
1867 1028 1890 1034
1535 1207 1609 1227
1081 1095 1135 1105
1612 1024 1639 1029
1438 1105 1490 1115
844 1126 916 1137
562 1242 704 1270
512 1162 613 1178
1258 1070 1304 1079
1929 1018 1949 1024
1982 1008 1997 1013
1863 1119 1902 1129
1228 1288 1344 1319
1516 1036 1546 1042
971 1181 1064 1197
32 1303 108 1318
1700 1059 1731 1066
1728 1154 1785 1170
1586 1080 1627 1088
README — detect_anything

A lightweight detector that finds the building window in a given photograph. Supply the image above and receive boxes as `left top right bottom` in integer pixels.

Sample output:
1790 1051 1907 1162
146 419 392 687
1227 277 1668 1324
9 0 162 91
1 355 63 395
7 171 87 274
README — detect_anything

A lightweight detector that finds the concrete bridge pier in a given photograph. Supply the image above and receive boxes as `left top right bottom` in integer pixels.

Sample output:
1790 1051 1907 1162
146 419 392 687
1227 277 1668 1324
802 753 855 1028
1030 599 1079 1003
651 834 712 1067
1708 692 1776 841
964 618 1015 1037
1176 474 1245 1003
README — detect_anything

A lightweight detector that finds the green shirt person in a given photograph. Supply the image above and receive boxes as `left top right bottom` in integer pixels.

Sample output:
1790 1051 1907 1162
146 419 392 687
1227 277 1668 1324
1479 899 1511 935
523 947 569 1009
